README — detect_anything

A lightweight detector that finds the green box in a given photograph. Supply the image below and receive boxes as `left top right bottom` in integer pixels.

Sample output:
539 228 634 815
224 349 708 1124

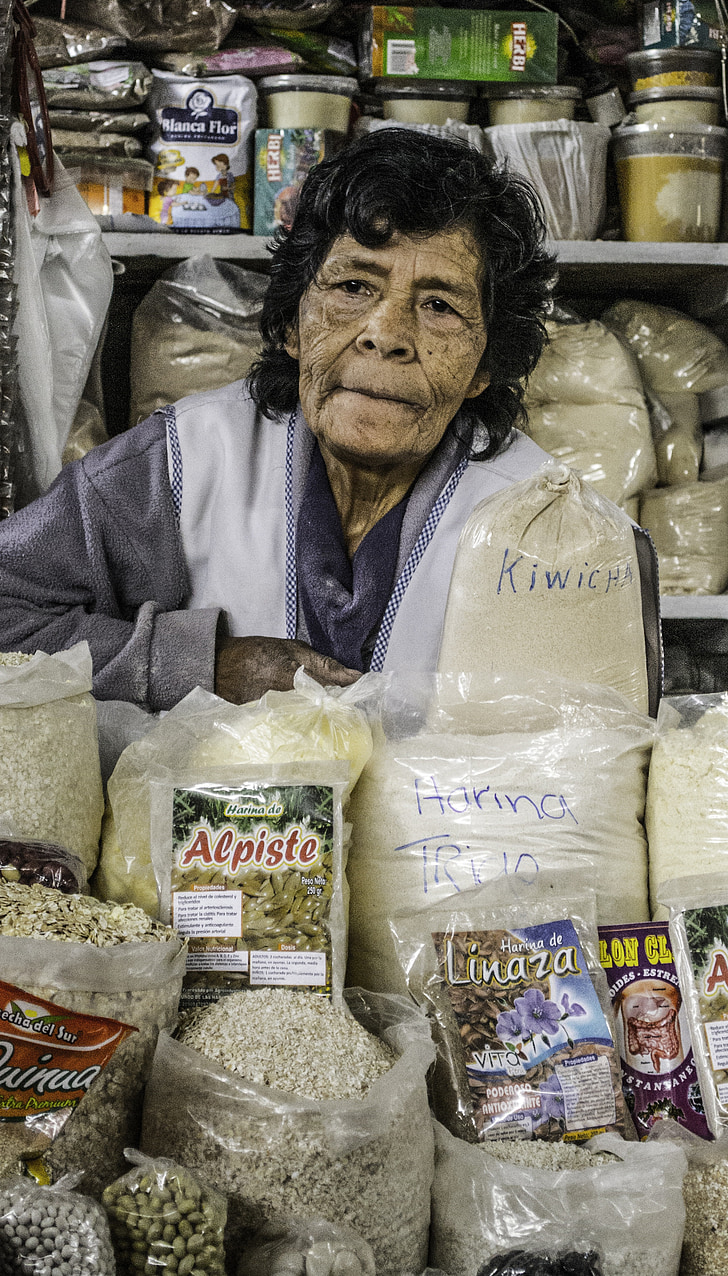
642 0 725 48
253 128 342 237
360 5 559 83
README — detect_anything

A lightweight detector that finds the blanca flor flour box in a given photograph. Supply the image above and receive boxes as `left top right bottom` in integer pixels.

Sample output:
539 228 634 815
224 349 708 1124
360 5 558 83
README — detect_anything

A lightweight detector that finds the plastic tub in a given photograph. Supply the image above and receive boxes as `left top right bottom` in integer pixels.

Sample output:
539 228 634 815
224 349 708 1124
629 85 723 125
626 47 720 91
257 74 358 131
482 84 581 125
613 121 728 242
373 80 472 124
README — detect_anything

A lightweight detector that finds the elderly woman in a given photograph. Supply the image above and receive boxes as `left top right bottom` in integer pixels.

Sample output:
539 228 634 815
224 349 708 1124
0 130 653 709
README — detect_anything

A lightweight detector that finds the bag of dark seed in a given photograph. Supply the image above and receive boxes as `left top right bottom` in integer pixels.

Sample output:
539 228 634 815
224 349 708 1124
390 869 630 1143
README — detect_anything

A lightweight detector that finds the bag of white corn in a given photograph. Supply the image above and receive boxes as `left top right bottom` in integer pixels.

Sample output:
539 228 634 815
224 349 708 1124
140 988 435 1276
95 670 374 918
0 883 185 1196
437 461 650 714
603 300 728 396
346 671 655 996
639 474 728 595
0 642 104 873
647 694 728 915
128 256 268 425
523 316 656 507
429 1123 687 1276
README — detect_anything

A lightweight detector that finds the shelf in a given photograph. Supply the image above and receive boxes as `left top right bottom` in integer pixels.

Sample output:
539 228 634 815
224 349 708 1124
660 595 728 620
101 232 273 260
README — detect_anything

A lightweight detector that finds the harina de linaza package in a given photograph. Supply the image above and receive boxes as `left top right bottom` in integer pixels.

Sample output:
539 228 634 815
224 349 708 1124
0 978 136 1175
150 761 349 1012
598 921 712 1141
147 70 257 231
390 871 629 1144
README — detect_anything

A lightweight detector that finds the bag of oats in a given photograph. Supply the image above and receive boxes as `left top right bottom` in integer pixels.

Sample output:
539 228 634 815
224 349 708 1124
0 643 104 873
437 461 650 714
146 70 256 231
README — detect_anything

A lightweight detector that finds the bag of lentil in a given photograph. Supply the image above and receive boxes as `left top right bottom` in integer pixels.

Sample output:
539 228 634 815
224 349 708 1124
0 883 186 1198
140 987 436 1276
429 1122 687 1276
0 643 104 874
436 460 650 714
103 1149 226 1275
346 671 655 996
390 871 629 1145
0 1172 116 1274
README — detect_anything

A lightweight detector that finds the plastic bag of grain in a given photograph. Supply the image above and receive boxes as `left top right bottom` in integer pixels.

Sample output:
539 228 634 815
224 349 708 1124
0 642 104 874
523 316 656 507
646 694 728 912
436 461 650 714
0 1174 116 1274
345 671 655 996
237 1214 375 1276
647 1121 728 1276
603 300 728 396
95 670 374 917
429 1123 687 1276
0 882 185 1197
128 256 268 425
140 987 435 1276
639 473 728 595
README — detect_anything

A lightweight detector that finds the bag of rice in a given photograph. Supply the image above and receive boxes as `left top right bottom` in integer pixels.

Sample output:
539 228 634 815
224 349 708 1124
436 461 650 714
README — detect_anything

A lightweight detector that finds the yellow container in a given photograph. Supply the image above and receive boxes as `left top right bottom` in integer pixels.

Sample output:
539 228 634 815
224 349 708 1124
613 121 728 242
626 47 720 91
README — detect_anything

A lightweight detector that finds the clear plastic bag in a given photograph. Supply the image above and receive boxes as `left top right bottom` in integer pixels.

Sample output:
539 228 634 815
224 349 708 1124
482 121 611 240
346 670 655 996
648 1122 728 1275
42 61 154 110
390 871 628 1144
429 1123 687 1276
602 300 728 396
639 474 728 595
237 1214 375 1276
0 834 87 892
32 16 126 68
140 988 435 1276
0 643 104 874
0 1173 116 1273
103 1149 226 1274
650 390 703 485
63 0 237 52
646 693 728 908
437 461 650 714
128 256 268 425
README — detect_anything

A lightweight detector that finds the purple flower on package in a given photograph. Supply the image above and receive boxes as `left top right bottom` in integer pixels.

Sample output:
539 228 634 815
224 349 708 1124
495 1010 524 1043
561 992 586 1017
514 988 562 1037
538 1073 565 1123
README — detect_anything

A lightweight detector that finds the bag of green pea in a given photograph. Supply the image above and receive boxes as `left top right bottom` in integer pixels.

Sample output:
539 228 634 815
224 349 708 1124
102 1148 226 1275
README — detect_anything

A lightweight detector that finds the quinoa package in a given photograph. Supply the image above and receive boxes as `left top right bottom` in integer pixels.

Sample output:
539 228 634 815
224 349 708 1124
0 1173 116 1274
0 644 104 874
659 872 728 1141
429 1123 687 1276
646 693 728 910
146 70 256 231
140 987 435 1276
346 671 655 996
128 256 267 425
436 461 650 714
390 871 628 1144
0 884 185 1197
103 1149 226 1275
639 474 728 595
96 671 373 919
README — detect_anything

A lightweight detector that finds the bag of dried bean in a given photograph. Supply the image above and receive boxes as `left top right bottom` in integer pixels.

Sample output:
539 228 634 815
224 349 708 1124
0 1173 116 1273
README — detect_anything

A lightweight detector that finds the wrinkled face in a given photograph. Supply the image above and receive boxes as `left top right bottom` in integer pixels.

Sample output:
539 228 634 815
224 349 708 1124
285 227 491 472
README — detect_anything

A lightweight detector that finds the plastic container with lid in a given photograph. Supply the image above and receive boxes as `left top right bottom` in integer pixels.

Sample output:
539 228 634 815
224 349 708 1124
626 47 721 91
481 84 581 126
628 85 723 126
612 120 728 242
372 80 472 125
257 74 358 132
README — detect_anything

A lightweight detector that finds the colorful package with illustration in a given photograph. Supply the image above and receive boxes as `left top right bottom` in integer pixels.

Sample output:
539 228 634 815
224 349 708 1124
253 127 342 235
146 70 256 232
599 921 712 1140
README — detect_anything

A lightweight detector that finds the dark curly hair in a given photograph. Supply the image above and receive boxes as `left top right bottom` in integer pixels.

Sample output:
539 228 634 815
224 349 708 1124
249 127 556 459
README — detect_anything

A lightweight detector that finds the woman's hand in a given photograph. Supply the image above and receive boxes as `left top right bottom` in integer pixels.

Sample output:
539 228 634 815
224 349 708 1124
214 635 361 705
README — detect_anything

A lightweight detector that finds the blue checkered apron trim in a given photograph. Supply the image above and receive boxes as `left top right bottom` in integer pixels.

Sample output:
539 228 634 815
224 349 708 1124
165 405 183 527
284 411 297 640
369 456 469 673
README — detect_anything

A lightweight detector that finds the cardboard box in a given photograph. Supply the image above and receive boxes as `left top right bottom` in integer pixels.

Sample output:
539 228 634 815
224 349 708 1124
253 128 342 237
360 5 559 83
642 0 726 49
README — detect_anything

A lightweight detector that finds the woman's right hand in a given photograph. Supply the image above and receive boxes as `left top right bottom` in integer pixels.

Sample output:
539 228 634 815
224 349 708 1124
214 635 361 705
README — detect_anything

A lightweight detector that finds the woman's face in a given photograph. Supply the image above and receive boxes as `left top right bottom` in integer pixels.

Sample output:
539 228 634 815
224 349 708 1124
285 227 490 472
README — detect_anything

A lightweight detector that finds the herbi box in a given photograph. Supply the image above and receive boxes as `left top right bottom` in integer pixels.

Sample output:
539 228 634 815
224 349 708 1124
254 128 342 236
360 5 559 83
